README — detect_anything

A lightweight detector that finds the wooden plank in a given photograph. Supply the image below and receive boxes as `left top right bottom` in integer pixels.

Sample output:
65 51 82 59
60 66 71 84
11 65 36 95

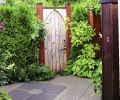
36 3 45 64
44 9 50 66
101 0 119 100
56 13 60 72
53 11 57 71
88 11 94 29
65 3 71 61
101 0 118 3
44 7 65 9
88 11 102 58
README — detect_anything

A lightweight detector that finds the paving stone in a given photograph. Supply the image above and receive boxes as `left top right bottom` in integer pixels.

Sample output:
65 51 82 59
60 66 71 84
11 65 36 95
28 89 42 94
41 84 67 95
25 93 56 100
9 89 30 100
17 82 45 90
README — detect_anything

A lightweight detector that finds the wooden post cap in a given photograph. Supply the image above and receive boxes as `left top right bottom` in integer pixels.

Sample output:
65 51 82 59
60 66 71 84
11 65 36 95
101 0 118 3
36 3 43 5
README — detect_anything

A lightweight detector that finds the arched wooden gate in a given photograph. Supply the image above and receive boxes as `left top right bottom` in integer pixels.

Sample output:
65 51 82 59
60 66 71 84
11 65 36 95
36 3 71 73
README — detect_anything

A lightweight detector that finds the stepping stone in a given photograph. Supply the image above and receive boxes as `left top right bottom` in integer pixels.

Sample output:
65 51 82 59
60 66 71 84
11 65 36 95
28 89 42 95
17 82 45 90
25 93 56 100
9 89 30 100
41 84 67 95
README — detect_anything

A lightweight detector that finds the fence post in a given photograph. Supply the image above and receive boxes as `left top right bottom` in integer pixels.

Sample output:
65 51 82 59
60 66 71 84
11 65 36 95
36 3 45 64
65 3 71 61
101 0 119 100
88 11 102 58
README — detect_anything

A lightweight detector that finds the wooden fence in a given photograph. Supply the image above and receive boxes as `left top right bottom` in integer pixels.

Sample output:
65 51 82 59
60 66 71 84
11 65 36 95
88 11 102 58
101 0 119 100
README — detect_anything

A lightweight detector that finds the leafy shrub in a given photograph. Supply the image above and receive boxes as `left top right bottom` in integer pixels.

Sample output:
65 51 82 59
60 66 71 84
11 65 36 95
63 60 74 76
79 43 100 59
27 64 55 81
72 58 96 78
0 1 46 85
0 71 9 86
63 0 102 94
85 0 101 15
0 50 13 85
0 4 36 67
0 90 11 100
92 60 102 93
72 3 88 22
71 21 95 47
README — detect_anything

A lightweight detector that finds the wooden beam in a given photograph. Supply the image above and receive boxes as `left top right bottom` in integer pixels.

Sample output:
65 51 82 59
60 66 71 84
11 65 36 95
44 7 65 9
65 3 71 61
101 0 119 100
36 3 45 64
88 11 102 58
101 0 117 3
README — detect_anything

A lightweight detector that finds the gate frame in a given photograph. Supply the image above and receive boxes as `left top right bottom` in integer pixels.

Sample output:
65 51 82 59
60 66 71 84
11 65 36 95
36 3 71 64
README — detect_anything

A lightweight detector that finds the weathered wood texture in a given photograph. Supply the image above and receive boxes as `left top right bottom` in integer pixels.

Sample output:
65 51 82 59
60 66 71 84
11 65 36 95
37 3 71 72
43 8 67 73
88 11 102 58
36 3 45 64
65 3 71 61
101 0 119 100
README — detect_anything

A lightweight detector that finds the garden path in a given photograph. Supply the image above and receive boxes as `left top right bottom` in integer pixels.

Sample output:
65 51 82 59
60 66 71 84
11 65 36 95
1 76 101 100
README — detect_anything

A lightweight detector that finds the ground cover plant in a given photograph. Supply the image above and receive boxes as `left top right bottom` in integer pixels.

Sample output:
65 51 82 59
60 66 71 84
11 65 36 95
0 90 11 100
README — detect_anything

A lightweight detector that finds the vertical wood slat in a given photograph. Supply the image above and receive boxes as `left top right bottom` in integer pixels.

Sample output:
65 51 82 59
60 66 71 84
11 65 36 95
36 3 45 64
101 0 119 100
88 11 102 58
52 11 56 71
65 3 71 61
43 9 67 73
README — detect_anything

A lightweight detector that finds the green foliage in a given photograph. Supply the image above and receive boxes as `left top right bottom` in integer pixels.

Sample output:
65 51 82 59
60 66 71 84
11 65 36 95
63 60 74 76
63 0 102 94
0 90 11 100
0 50 13 85
71 21 95 47
79 43 100 59
0 71 9 86
72 58 96 78
72 3 88 22
0 1 46 85
27 64 55 81
85 0 101 15
0 3 39 67
92 60 102 93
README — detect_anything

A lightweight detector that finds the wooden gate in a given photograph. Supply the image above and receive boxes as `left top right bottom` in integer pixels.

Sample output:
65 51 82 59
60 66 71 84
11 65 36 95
36 3 71 73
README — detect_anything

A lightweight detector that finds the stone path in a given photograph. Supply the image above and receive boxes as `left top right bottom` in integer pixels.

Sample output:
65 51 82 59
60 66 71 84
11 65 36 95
1 76 101 100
